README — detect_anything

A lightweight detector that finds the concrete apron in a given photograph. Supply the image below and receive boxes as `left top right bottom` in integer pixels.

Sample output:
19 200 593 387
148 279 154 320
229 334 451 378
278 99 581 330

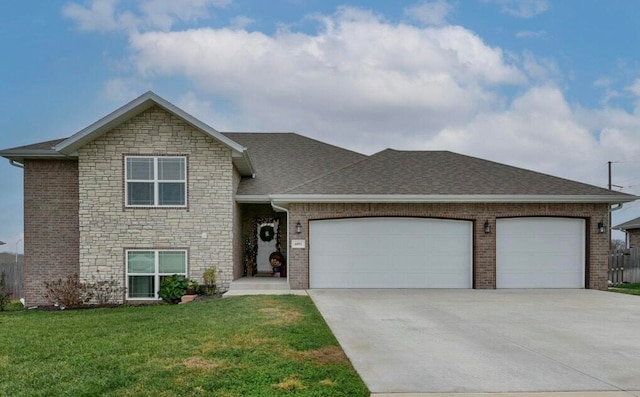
371 392 640 397
308 289 640 395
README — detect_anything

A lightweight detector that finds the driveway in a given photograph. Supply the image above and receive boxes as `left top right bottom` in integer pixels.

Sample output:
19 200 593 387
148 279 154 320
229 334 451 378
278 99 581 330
308 289 640 395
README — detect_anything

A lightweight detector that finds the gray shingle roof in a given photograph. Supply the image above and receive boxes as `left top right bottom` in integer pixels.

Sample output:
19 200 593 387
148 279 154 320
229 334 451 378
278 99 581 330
222 133 366 196
613 217 640 231
2 134 635 203
281 149 632 198
0 138 68 162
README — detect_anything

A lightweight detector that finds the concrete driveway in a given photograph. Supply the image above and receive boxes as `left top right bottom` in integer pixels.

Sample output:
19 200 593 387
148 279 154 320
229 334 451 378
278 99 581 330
308 289 640 396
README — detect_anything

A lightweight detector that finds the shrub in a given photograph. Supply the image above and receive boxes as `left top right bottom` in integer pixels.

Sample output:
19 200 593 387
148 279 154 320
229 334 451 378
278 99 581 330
202 267 218 296
158 275 189 304
0 272 12 311
44 274 93 308
90 276 126 305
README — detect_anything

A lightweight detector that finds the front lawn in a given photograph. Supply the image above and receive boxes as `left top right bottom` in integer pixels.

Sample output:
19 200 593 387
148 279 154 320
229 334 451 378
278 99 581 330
609 283 640 296
0 296 368 396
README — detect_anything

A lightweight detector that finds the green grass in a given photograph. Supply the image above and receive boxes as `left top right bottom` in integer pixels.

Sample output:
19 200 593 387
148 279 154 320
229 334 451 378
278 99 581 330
609 283 640 296
0 296 368 397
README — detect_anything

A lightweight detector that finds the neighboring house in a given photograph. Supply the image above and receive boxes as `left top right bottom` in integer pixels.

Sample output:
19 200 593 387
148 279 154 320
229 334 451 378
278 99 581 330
0 92 636 305
613 217 640 248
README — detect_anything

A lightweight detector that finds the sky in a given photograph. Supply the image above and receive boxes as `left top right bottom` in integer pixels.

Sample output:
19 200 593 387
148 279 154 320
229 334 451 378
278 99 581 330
2 0 640 253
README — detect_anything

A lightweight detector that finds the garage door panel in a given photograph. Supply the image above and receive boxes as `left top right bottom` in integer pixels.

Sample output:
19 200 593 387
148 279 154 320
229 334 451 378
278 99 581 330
310 217 472 289
497 218 585 289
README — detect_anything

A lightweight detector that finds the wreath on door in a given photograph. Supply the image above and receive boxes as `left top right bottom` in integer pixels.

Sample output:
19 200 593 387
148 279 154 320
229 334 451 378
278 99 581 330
259 225 275 242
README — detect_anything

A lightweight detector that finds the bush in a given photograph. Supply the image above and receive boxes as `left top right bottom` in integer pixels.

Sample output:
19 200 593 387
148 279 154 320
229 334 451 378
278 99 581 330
202 267 218 296
158 275 189 304
90 276 126 305
44 274 93 308
0 272 12 311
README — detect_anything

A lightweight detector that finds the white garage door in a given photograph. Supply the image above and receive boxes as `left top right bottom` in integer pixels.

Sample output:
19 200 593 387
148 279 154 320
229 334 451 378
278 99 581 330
496 218 585 288
309 217 472 288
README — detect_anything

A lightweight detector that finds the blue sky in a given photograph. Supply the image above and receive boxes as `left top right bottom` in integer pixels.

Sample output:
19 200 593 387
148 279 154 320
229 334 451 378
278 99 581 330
2 0 640 252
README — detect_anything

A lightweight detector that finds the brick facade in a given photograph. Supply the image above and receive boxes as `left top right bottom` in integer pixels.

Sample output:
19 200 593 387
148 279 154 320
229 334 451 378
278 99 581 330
286 202 610 290
77 106 235 300
627 229 640 248
23 159 80 306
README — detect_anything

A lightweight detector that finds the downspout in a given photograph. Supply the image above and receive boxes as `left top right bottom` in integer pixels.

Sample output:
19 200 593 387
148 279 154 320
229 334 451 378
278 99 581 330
9 160 24 168
610 203 624 247
270 202 290 285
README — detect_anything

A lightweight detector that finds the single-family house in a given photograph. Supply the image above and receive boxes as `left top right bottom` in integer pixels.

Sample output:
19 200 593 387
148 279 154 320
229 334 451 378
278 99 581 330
1 92 636 305
613 217 640 248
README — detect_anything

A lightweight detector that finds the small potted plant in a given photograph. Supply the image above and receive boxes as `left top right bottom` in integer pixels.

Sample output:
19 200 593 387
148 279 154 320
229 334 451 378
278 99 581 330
186 280 198 295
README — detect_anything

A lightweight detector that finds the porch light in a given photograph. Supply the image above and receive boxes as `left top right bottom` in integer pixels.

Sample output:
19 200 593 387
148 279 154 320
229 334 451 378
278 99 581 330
484 220 491 234
598 221 605 234
295 221 303 234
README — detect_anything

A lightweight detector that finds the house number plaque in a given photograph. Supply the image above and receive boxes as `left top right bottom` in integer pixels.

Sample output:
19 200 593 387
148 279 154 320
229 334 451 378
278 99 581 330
291 239 306 249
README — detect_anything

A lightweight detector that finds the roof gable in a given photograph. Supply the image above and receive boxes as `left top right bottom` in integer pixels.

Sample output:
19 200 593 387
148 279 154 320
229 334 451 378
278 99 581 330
0 92 254 175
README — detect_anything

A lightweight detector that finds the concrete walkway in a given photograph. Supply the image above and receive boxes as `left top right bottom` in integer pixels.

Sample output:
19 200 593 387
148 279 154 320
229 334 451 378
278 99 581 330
309 289 640 396
223 277 308 296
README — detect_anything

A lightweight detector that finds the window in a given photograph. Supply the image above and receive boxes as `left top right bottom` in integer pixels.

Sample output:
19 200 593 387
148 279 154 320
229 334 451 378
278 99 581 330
126 250 187 299
125 156 186 207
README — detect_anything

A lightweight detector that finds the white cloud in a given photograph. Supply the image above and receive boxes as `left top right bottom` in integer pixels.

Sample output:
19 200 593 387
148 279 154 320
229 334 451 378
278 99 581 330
63 0 122 32
101 77 144 102
63 0 230 32
520 51 560 83
422 86 600 179
67 4 640 211
487 0 549 18
126 7 527 152
405 0 453 26
593 77 622 106
627 78 640 97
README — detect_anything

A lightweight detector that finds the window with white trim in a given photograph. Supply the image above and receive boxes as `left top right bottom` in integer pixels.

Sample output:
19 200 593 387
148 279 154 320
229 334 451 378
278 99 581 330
125 156 186 207
126 250 187 299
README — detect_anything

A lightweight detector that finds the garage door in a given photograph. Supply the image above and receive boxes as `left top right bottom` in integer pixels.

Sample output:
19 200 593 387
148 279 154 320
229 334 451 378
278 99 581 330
496 218 585 288
309 217 472 288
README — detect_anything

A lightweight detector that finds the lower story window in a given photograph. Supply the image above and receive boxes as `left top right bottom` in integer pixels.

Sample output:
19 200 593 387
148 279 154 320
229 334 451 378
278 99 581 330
126 250 187 299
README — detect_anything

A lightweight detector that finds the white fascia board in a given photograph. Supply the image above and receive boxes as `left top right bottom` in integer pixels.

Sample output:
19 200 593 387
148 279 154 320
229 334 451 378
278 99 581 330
231 150 256 177
269 194 639 205
0 150 69 162
235 195 271 203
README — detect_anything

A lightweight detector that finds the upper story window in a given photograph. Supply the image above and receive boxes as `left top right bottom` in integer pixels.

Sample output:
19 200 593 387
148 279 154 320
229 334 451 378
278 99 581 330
125 156 186 207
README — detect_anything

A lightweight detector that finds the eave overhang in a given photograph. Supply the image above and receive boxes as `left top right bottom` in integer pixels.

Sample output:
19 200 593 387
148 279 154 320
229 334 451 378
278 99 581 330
268 194 639 207
0 150 68 163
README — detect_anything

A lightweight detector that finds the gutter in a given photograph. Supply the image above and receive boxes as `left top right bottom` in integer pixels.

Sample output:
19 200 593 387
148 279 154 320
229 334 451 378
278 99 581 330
270 194 639 205
9 160 24 168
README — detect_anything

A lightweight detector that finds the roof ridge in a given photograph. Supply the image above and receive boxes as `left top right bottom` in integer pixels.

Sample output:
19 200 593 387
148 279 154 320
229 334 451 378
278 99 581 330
281 150 375 194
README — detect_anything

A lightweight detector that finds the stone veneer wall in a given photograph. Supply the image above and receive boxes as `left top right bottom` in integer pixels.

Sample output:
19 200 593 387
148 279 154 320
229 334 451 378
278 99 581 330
77 106 235 300
287 202 610 290
23 160 80 306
